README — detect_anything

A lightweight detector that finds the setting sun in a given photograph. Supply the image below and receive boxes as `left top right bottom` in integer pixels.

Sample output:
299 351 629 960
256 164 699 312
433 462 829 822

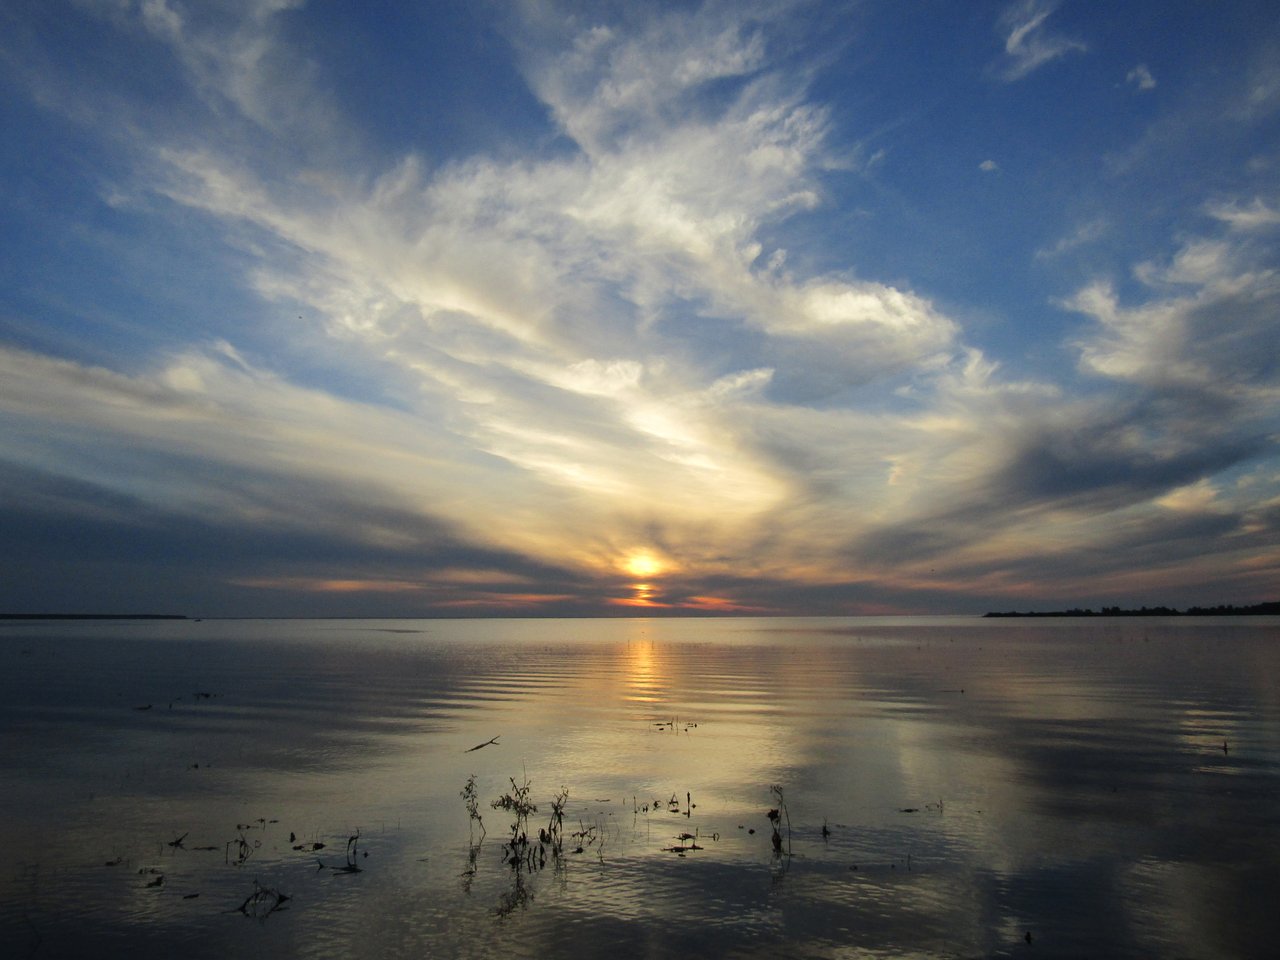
623 552 664 579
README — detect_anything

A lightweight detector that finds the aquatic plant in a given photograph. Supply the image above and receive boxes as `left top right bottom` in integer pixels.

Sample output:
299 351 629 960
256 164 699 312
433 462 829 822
461 774 486 841
343 832 364 872
768 785 792 856
491 774 541 869
337 832 364 873
570 820 601 857
317 831 364 873
493 868 532 919
237 879 290 918
225 832 259 867
539 786 568 857
459 842 479 894
665 829 704 855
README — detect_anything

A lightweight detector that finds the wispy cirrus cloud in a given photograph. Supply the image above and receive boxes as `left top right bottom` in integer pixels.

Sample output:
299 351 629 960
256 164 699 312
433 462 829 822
4 2 962 600
993 0 1087 81
1 0 1277 614
1205 197 1280 230
1034 217 1107 260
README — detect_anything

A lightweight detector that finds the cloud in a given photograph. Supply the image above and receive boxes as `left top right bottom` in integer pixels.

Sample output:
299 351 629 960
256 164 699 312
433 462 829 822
127 2 964 511
1126 63 1156 91
1034 218 1107 259
994 0 1087 81
134 0 331 141
1205 197 1280 230
1007 221 1280 579
3 0 1277 614
831 213 1280 599
979 159 999 172
518 6 770 154
1068 227 1280 395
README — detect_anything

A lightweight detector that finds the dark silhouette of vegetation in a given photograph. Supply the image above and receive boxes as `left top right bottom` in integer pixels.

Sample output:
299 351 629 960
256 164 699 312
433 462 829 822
236 880 290 918
768 785 792 856
317 832 364 874
461 774 485 841
984 600 1279 617
491 774 541 871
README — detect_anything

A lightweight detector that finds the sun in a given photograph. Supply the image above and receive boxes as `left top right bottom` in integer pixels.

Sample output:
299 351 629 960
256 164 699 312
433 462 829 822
623 552 664 579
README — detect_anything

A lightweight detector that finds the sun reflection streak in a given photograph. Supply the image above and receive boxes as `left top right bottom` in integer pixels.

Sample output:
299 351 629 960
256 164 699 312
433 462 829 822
621 635 668 705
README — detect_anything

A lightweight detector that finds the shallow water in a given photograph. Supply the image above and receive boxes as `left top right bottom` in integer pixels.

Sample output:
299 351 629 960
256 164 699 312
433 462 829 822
2 616 1278 958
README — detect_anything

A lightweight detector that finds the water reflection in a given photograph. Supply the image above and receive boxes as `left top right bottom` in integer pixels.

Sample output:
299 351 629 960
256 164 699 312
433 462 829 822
1 616 1278 958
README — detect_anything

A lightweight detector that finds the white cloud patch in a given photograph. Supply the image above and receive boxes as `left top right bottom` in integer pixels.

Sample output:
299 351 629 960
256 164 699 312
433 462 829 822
1068 227 1280 398
1035 218 1107 260
994 0 1087 81
1206 197 1280 230
1126 64 1156 91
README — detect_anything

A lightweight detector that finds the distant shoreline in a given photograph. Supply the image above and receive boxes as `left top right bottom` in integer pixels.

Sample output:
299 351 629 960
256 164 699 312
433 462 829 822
0 613 189 620
2 606 1275 621
984 602 1280 618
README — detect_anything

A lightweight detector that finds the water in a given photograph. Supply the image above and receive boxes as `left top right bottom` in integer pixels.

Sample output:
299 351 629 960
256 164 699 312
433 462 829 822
1 616 1277 958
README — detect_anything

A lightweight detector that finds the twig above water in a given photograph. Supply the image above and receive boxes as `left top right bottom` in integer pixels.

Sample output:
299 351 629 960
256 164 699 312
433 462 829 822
466 736 501 753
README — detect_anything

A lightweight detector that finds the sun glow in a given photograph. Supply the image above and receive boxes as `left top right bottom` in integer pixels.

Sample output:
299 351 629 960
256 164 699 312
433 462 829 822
623 552 664 579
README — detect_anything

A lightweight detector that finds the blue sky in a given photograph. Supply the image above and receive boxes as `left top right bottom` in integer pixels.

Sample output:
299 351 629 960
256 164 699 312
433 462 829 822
1 0 1278 616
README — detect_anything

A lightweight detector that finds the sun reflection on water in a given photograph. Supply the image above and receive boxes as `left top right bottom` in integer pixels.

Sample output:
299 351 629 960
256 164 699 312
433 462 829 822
2 617 1278 959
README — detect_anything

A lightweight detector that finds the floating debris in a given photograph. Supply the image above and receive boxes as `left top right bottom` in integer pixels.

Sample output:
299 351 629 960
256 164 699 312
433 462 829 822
465 736 501 753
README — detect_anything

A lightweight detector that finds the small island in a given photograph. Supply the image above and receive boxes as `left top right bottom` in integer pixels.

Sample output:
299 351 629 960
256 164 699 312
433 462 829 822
984 601 1280 618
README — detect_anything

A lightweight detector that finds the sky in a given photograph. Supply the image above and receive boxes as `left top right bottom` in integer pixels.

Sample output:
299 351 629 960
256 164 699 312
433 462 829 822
1 0 1278 617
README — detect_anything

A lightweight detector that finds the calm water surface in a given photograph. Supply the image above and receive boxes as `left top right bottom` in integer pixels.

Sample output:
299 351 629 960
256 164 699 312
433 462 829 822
1 616 1278 958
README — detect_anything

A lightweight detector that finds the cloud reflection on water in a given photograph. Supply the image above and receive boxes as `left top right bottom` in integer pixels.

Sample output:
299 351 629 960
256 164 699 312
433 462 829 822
1 617 1278 958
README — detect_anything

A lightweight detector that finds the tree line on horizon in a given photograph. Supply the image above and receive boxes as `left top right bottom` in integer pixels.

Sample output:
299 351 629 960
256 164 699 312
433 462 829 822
983 601 1280 618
